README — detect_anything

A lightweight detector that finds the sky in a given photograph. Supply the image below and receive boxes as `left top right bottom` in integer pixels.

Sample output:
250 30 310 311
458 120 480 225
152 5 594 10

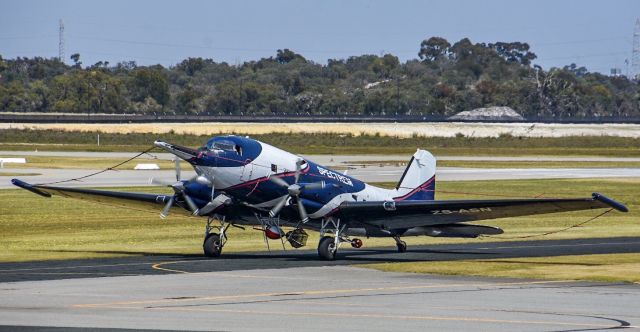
2 0 640 74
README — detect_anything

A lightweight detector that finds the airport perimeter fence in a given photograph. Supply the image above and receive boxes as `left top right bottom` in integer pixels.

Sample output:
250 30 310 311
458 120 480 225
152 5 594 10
1 113 640 124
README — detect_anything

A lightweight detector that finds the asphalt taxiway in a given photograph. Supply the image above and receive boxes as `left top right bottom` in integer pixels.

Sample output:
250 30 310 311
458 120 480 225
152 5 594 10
3 166 640 189
1 237 639 331
2 237 639 283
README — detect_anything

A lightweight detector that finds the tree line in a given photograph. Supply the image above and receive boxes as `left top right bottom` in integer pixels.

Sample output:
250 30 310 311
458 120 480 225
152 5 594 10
0 37 638 119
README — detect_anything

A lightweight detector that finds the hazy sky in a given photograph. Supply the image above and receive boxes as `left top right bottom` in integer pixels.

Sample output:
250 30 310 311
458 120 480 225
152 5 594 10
2 0 639 74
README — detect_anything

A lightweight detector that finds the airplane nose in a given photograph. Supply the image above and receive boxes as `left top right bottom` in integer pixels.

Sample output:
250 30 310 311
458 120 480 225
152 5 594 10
154 140 199 160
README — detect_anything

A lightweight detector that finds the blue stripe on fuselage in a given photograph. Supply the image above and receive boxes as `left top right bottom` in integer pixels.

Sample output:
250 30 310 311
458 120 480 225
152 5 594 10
218 161 365 213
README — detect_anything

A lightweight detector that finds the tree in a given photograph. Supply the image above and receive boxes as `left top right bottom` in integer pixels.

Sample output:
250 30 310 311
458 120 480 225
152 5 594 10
418 37 451 62
370 54 399 78
177 57 211 76
176 86 202 114
490 42 537 65
70 53 82 68
129 68 169 106
276 49 305 64
563 63 588 77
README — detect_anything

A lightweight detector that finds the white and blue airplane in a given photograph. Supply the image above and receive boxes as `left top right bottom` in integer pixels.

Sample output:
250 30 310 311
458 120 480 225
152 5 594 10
12 135 628 260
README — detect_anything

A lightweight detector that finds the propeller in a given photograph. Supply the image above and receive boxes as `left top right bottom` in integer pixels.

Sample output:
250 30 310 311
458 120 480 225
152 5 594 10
152 158 205 219
268 158 325 223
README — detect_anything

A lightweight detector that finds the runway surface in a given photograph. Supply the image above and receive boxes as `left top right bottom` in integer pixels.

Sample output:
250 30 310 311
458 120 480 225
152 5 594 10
3 166 640 189
2 151 640 188
1 237 639 331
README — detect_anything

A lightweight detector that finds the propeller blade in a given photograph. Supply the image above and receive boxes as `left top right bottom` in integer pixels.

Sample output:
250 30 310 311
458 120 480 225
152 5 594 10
269 176 289 188
150 178 175 186
160 196 174 219
268 195 289 218
294 158 304 183
175 159 181 182
183 194 199 215
301 181 325 191
296 197 309 223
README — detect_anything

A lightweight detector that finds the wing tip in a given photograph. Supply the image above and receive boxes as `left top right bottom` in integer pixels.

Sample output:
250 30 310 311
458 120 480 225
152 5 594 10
592 192 628 213
11 178 52 198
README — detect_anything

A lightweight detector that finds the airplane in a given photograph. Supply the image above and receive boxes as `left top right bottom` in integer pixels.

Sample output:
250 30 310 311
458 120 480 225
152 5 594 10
12 135 629 260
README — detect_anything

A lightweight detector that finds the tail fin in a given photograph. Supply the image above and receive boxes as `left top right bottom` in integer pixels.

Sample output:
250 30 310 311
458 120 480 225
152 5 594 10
393 149 436 201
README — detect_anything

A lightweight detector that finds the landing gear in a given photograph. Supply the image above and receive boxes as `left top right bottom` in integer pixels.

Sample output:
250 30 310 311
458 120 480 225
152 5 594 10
394 236 407 253
317 218 357 260
203 215 227 258
318 236 337 260
203 233 222 257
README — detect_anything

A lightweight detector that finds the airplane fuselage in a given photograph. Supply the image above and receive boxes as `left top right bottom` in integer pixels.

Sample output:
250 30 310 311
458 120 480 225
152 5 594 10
160 135 398 221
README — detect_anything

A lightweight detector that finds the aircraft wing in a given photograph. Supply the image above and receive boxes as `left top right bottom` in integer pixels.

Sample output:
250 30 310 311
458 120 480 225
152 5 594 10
10 179 190 216
335 193 628 230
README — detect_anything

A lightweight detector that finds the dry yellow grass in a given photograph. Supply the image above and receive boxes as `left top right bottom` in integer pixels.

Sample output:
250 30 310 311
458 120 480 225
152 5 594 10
362 253 640 283
2 122 640 138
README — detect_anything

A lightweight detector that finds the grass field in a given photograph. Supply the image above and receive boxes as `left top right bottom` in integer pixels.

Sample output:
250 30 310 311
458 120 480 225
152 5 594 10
1 128 640 156
1 178 637 264
362 253 640 283
0 172 41 177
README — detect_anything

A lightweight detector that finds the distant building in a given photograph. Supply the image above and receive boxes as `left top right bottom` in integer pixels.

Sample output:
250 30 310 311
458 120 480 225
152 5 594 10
610 68 623 77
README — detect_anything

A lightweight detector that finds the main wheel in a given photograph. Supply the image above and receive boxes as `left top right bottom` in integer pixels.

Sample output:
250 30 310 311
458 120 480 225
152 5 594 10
396 240 407 253
203 233 223 258
318 236 337 260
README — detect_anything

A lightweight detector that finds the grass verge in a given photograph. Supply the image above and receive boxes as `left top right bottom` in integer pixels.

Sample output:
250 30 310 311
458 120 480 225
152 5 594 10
361 253 640 283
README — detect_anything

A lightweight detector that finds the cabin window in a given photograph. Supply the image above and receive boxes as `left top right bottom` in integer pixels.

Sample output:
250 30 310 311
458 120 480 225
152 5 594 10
271 164 277 172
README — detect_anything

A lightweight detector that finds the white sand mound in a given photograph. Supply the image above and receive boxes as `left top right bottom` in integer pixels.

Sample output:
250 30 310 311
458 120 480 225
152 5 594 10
449 106 525 121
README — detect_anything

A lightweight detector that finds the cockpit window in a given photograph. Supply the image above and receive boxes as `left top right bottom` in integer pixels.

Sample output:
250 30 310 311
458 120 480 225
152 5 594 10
208 140 236 152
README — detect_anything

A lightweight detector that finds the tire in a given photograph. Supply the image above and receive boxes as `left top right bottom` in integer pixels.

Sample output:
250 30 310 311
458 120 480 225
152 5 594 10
396 240 407 253
318 236 337 260
203 233 223 258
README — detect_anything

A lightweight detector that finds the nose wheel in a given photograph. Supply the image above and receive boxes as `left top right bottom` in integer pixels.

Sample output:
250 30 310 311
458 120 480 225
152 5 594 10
203 233 222 257
203 215 227 258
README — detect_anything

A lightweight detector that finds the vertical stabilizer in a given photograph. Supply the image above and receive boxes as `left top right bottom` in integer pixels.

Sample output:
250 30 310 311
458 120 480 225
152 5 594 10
393 149 436 201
